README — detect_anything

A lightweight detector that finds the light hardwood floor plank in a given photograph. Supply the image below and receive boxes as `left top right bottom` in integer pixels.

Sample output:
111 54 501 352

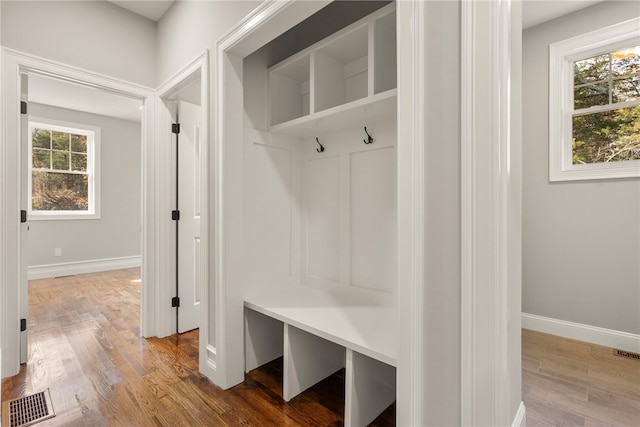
523 328 640 426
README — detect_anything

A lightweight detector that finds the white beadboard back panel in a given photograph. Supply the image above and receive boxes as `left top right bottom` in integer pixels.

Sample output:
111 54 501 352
350 146 396 292
244 129 301 294
304 155 341 284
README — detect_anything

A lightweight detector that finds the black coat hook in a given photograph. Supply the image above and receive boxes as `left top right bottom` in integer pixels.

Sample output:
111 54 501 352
315 137 325 153
363 127 374 144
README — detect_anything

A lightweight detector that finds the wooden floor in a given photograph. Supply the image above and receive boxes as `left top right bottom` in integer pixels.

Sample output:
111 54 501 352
2 269 638 426
523 328 640 426
1 269 394 426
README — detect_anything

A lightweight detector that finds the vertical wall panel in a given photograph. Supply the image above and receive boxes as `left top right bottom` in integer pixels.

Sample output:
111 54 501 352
249 143 294 283
194 124 201 217
350 147 396 292
305 156 340 283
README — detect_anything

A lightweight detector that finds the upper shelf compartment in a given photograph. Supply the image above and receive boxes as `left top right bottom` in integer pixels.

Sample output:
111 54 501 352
269 54 311 126
268 3 396 134
315 24 369 113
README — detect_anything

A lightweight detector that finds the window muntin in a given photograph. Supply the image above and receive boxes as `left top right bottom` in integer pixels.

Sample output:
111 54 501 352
571 46 640 166
549 18 640 181
28 119 100 219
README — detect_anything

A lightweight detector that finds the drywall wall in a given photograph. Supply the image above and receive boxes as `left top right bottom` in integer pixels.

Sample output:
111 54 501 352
27 103 141 266
523 1 640 335
0 1 156 87
156 1 260 84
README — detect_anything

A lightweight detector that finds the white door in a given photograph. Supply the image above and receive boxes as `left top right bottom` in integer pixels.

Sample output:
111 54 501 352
20 73 29 363
177 100 201 333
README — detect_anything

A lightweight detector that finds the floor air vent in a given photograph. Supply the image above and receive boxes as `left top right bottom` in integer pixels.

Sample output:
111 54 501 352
1 389 55 427
614 349 640 361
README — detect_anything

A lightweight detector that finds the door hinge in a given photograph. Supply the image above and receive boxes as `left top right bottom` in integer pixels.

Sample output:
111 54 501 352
20 101 27 115
171 297 180 308
20 210 27 223
172 123 180 134
20 318 27 332
172 210 180 221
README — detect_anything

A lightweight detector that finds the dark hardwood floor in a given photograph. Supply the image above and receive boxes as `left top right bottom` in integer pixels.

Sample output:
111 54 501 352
1 268 394 426
3 269 638 426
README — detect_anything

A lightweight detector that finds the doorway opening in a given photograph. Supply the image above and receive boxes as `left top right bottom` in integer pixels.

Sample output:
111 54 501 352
156 51 209 374
1 48 158 379
22 70 145 365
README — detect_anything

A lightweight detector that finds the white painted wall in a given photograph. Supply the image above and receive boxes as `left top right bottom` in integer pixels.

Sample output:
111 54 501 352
523 1 640 335
156 1 261 84
27 103 141 267
0 1 156 87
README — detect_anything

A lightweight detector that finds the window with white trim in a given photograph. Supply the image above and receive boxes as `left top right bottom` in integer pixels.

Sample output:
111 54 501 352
549 18 640 181
28 118 101 219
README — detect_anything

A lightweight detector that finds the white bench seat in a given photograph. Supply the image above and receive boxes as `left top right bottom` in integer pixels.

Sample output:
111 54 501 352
244 286 397 427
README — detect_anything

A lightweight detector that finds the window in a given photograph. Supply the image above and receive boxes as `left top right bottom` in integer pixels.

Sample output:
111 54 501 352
29 118 100 219
549 18 640 181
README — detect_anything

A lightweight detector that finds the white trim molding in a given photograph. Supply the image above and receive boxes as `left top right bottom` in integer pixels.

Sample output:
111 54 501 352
523 313 640 353
27 256 141 280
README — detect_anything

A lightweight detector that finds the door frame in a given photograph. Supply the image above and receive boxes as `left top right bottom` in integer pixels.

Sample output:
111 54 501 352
156 51 210 373
0 48 159 377
212 0 521 425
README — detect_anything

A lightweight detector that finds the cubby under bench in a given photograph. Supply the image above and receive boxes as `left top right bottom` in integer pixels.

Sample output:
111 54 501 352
244 286 397 427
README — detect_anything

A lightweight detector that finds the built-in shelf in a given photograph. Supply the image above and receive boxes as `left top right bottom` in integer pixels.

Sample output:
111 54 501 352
268 4 397 133
270 88 396 137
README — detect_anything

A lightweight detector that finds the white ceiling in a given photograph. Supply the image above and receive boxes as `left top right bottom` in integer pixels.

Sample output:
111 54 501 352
522 0 605 29
109 0 174 22
30 0 605 122
107 0 606 28
29 74 143 123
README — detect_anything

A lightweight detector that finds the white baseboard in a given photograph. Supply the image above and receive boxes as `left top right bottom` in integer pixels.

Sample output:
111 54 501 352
28 256 141 280
511 402 526 427
522 313 640 353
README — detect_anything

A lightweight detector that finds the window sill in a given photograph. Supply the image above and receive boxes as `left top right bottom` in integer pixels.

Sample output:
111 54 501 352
550 160 640 182
28 212 101 221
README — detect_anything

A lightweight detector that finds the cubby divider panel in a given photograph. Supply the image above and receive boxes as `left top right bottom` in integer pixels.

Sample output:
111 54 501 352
245 309 284 373
283 324 346 402
345 349 396 427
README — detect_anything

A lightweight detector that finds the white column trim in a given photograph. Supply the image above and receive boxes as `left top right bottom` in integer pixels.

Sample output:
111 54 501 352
212 0 331 390
461 0 513 425
396 1 426 425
